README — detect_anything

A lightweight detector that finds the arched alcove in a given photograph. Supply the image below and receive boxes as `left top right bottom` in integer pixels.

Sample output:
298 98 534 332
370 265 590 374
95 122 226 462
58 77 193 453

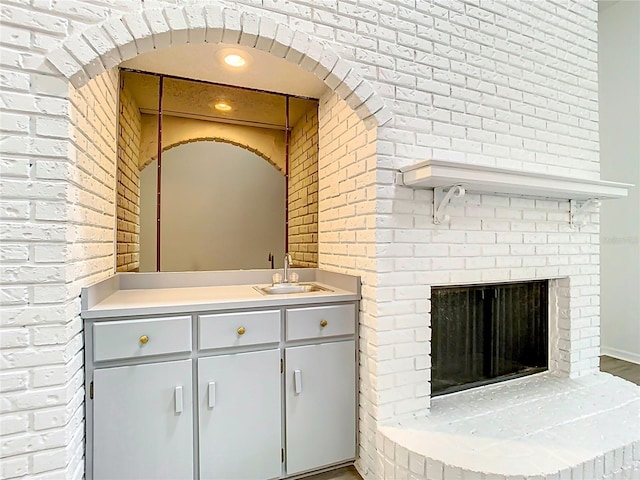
45 0 389 276
46 3 391 129
42 3 385 478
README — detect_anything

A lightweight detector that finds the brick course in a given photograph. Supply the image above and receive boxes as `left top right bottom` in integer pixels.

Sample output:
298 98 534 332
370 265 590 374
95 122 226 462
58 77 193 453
288 103 319 267
116 80 141 272
319 91 379 476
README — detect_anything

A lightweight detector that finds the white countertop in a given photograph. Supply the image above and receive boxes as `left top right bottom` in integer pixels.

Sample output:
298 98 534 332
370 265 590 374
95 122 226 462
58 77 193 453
82 279 359 320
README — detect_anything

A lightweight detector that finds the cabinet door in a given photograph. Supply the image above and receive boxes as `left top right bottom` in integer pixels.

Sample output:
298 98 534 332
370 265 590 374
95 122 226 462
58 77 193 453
199 349 282 480
92 360 193 480
285 340 356 475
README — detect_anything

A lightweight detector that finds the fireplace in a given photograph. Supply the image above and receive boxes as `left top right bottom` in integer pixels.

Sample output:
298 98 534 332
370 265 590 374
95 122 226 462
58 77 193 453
431 280 549 396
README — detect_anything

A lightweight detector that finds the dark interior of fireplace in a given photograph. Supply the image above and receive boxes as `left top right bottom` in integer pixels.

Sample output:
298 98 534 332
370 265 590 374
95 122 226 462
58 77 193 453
431 280 549 396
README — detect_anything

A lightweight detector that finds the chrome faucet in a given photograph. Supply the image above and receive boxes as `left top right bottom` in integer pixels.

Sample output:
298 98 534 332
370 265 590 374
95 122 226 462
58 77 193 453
283 253 293 283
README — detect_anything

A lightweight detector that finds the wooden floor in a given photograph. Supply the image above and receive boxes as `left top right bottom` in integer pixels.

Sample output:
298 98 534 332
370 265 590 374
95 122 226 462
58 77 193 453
309 356 639 480
305 466 362 480
600 355 640 385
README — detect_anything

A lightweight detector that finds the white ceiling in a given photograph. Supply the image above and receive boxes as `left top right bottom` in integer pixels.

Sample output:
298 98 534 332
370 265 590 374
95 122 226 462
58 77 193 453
121 43 328 99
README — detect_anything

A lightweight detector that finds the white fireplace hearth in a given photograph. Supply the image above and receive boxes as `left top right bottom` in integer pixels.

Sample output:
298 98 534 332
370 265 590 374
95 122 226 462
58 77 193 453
379 372 640 480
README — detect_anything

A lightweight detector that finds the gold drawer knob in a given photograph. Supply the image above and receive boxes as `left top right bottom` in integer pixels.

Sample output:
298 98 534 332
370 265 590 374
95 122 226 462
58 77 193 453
237 326 246 335
320 320 328 328
139 335 149 344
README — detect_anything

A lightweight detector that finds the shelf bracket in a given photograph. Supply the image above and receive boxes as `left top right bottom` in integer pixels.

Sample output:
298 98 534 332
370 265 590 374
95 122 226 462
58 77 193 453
434 185 466 224
570 198 600 228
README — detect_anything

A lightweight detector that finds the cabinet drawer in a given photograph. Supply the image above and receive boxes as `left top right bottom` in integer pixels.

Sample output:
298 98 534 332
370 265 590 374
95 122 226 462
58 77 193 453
93 316 192 362
286 304 356 341
198 310 280 350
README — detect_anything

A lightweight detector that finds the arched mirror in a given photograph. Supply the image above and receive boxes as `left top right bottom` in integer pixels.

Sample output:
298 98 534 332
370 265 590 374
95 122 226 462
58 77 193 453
139 141 286 271
116 69 319 272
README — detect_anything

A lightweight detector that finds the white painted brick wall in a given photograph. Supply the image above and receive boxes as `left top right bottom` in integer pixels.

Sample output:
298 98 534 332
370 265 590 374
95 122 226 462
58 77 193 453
0 0 604 478
0 50 117 476
318 91 379 478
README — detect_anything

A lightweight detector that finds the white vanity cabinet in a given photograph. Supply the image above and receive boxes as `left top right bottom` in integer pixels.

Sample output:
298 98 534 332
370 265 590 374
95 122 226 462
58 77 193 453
285 340 356 475
284 304 357 474
197 310 282 480
198 350 282 480
85 300 357 480
93 360 194 480
88 315 194 480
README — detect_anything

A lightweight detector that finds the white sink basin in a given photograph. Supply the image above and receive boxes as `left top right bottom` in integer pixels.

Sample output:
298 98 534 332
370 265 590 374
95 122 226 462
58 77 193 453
257 283 331 295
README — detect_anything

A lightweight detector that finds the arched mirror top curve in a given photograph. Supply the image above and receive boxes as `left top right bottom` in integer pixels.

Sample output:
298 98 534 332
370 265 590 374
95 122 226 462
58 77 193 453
143 136 283 174
139 141 287 273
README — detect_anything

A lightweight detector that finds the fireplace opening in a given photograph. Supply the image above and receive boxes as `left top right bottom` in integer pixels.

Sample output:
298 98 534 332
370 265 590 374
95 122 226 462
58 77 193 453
431 280 548 396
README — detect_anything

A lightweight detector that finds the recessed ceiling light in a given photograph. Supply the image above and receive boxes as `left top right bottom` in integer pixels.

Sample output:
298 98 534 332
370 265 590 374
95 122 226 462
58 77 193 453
224 54 246 67
214 102 232 112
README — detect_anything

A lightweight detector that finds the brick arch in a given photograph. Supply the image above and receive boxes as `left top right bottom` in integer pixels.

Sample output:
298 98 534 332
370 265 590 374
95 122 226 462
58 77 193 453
141 137 284 174
45 3 391 129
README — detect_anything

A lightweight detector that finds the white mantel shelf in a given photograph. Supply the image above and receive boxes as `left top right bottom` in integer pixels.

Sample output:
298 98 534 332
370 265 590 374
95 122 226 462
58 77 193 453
395 160 632 200
395 160 633 226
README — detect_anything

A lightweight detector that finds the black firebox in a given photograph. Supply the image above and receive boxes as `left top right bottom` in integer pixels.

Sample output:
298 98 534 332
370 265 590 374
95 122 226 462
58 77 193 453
431 280 548 396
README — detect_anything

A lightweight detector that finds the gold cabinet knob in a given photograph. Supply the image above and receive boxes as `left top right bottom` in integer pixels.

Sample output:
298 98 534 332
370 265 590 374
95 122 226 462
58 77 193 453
320 320 328 328
237 326 246 335
139 335 149 344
